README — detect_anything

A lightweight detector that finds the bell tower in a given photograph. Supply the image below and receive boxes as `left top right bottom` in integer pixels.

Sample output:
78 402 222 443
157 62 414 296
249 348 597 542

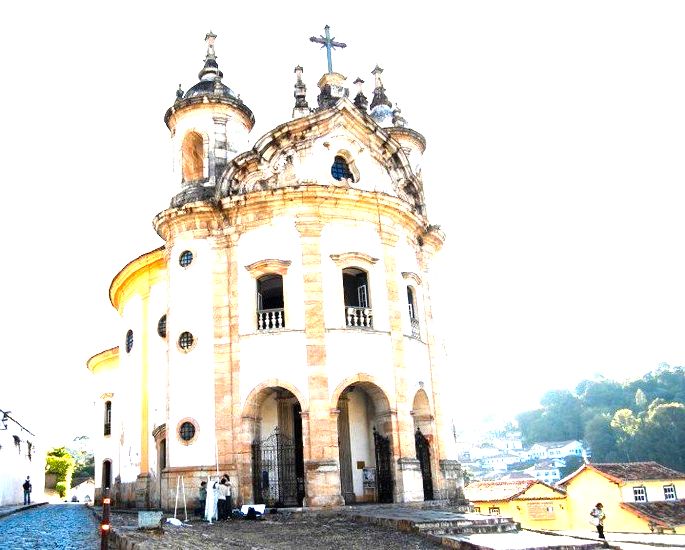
163 32 255 207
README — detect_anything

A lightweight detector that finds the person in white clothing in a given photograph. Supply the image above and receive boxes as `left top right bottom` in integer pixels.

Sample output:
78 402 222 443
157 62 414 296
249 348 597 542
204 477 220 523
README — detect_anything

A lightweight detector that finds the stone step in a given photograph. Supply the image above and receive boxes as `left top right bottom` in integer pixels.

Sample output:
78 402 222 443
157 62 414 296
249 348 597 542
436 531 606 550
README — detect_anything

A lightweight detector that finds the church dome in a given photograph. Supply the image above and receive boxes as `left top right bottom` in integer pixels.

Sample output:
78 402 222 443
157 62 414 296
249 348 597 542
183 79 237 100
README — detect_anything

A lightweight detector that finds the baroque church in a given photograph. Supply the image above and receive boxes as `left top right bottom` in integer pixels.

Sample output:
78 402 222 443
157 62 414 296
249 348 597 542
88 29 462 509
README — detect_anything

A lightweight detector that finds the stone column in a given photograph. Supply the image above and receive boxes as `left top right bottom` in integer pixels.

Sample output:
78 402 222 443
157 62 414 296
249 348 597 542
336 396 355 504
213 116 228 179
379 228 423 503
214 233 235 475
295 217 344 507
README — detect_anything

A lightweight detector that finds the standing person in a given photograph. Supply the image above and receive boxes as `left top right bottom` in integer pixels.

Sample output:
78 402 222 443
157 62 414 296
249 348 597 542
198 481 207 518
217 478 228 520
22 476 32 505
224 475 232 519
204 478 219 523
590 502 608 547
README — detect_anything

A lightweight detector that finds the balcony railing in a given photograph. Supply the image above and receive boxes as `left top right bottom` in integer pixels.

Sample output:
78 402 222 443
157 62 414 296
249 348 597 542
257 308 285 331
410 318 420 338
345 307 373 328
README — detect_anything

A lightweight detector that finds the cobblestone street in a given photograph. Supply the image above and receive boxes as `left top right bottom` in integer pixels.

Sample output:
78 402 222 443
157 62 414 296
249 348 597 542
107 509 443 549
0 503 100 549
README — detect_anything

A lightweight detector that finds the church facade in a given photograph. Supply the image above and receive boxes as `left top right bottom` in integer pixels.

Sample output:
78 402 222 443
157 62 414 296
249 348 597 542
88 31 462 509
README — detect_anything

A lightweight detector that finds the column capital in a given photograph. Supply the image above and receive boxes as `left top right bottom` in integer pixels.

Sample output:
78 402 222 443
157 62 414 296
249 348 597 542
295 217 324 237
379 230 399 247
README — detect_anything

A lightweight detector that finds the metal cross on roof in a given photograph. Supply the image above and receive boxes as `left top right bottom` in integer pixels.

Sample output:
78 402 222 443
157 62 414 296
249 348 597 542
309 25 347 74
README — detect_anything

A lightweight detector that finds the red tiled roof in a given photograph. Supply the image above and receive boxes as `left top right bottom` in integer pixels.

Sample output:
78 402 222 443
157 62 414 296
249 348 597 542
621 500 685 528
559 461 685 486
591 462 685 482
465 479 565 502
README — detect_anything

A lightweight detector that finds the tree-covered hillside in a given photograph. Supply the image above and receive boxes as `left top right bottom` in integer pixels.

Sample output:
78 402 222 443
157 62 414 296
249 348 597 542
515 364 685 472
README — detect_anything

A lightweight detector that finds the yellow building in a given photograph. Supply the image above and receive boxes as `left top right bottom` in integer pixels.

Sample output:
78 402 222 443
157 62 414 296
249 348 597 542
465 479 569 530
559 461 685 534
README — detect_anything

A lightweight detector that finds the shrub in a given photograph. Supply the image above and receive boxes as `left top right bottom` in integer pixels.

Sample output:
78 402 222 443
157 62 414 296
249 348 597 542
55 481 67 498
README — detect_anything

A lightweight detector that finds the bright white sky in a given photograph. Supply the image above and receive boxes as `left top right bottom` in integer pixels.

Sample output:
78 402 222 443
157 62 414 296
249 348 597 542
1 1 684 447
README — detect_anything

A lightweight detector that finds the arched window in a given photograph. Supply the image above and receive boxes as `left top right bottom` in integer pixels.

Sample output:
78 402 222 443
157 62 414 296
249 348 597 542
256 274 285 330
102 460 112 491
103 401 112 436
331 155 354 181
158 438 167 471
181 132 204 182
407 286 420 338
342 268 372 328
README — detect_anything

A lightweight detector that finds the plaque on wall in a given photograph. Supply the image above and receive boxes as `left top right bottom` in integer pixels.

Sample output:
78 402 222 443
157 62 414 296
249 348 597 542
362 467 376 489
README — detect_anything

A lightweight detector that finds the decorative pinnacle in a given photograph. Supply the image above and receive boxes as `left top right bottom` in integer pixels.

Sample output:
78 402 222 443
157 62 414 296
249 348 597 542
205 31 217 59
353 77 368 111
372 65 384 88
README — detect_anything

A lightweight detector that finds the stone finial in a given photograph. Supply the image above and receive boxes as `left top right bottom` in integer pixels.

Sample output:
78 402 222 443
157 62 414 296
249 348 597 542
198 31 223 81
370 65 392 110
370 65 393 125
392 104 406 127
372 65 384 88
353 77 368 111
205 31 217 59
293 65 311 118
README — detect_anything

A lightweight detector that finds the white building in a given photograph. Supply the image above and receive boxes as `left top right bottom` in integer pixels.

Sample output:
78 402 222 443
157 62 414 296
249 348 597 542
87 31 462 510
0 410 44 506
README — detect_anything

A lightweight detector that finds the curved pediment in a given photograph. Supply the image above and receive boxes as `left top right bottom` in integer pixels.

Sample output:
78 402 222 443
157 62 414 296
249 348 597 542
216 99 425 216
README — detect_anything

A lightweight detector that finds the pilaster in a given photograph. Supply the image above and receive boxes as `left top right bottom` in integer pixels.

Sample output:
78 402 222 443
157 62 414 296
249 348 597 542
295 216 344 507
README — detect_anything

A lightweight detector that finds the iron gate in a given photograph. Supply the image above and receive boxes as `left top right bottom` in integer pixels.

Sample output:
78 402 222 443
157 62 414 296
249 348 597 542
373 427 394 503
415 428 434 500
252 428 299 507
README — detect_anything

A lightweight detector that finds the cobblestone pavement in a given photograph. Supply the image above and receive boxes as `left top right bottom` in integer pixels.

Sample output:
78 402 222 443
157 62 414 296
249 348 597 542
107 509 443 549
0 503 100 549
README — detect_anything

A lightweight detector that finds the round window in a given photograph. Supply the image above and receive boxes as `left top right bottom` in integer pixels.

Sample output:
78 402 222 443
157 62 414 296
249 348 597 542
125 330 133 353
178 331 194 350
179 250 193 267
179 421 196 442
157 314 167 338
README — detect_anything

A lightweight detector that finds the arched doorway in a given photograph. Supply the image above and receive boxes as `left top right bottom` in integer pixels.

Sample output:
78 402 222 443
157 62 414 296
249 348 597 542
336 381 394 504
248 387 305 507
412 389 434 501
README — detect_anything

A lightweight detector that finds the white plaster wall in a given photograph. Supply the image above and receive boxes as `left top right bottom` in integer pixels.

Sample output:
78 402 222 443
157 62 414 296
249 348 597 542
146 279 169 473
259 395 279 438
326 331 394 403
347 391 374 496
236 217 304 334
167 238 218 468
0 430 45 506
119 293 144 483
320 222 389 332
298 131 396 196
239 332 308 410
619 484 668 503
92 367 119 491
404 339 433 404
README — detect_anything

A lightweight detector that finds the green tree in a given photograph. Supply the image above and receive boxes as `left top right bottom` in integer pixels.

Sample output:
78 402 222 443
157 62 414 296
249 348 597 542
638 401 685 471
611 408 641 461
584 414 621 462
559 455 585 479
46 447 75 496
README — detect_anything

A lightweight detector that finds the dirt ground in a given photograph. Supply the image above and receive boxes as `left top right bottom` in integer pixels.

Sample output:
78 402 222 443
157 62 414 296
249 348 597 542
109 509 443 549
